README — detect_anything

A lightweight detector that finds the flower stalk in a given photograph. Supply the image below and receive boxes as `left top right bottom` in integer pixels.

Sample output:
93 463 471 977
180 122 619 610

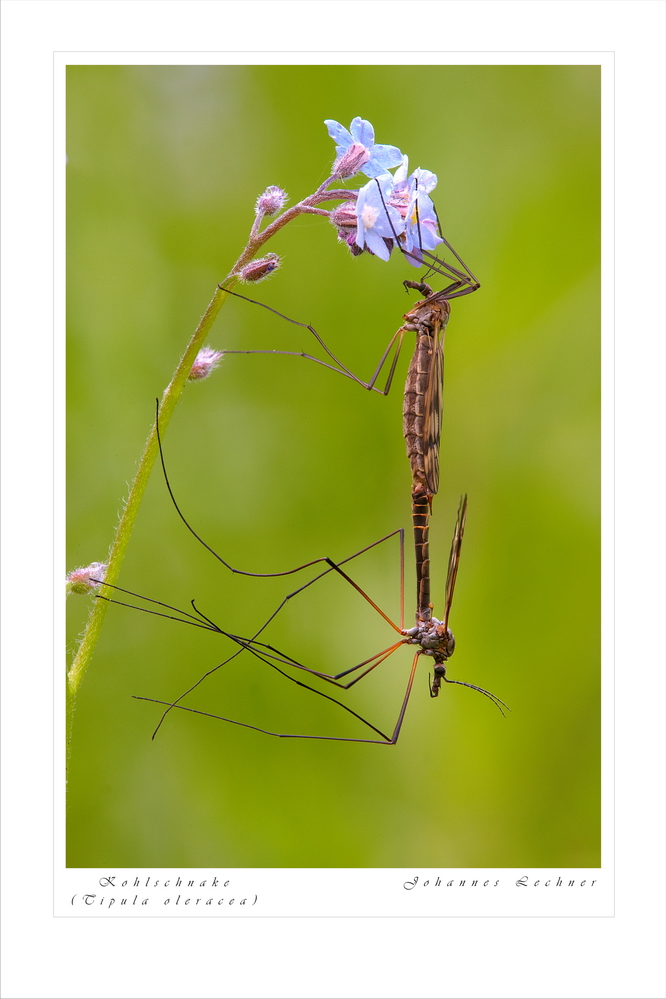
66 278 238 754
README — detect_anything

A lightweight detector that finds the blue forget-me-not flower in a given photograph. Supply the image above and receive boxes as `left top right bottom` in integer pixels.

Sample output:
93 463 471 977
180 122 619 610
325 117 404 179
324 121 443 265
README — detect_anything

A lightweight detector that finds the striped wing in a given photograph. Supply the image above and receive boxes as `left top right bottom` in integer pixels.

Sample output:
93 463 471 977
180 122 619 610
442 494 468 631
422 323 445 496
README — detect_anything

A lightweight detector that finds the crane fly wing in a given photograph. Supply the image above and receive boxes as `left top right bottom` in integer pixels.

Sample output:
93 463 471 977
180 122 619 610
442 495 468 631
423 321 445 497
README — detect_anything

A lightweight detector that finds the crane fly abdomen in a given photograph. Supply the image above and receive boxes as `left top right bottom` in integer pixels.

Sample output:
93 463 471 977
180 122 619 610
411 488 432 622
402 294 450 498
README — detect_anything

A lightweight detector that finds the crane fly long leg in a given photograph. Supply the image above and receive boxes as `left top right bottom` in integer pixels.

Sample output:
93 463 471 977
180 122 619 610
153 397 406 587
372 177 480 295
129 579 405 742
134 652 422 746
155 397 325 580
136 490 505 739
331 640 407 684
107 557 406 738
143 632 408 742
134 696 392 744
322 557 404 635
103 435 406 640
239 526 405 643
229 635 408 691
430 205 480 287
219 631 408 688
137 650 395 744
140 637 404 744
102 527 405 650
124 521 407 737
93 580 223 631
218 285 405 396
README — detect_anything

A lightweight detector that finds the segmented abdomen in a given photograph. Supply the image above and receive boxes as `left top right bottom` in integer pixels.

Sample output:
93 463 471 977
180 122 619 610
403 331 437 495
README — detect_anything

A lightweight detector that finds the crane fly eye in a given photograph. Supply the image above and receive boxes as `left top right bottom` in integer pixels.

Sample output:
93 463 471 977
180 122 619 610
446 631 456 655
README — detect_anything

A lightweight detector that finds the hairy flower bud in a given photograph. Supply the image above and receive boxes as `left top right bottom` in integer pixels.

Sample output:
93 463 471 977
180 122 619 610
329 201 358 230
255 186 287 217
239 252 281 284
338 230 364 256
332 142 370 180
66 562 107 596
188 347 224 381
330 201 361 249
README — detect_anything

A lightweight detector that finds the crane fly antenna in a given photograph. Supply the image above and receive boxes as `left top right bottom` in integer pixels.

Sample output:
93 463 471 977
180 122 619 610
443 677 511 717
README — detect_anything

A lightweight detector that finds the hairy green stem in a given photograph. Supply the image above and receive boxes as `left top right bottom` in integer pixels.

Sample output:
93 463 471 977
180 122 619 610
66 276 238 754
66 179 354 760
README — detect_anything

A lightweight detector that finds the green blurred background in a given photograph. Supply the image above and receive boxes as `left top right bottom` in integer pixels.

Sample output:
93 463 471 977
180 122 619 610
66 65 600 868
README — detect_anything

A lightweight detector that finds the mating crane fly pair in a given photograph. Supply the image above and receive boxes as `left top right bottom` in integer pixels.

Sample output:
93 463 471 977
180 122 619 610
98 183 508 744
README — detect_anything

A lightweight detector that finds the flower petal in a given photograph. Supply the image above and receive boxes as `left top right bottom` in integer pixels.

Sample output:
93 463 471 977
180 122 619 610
349 116 375 147
361 227 391 261
393 155 409 186
362 145 403 179
324 119 353 147
405 247 423 267
411 167 438 194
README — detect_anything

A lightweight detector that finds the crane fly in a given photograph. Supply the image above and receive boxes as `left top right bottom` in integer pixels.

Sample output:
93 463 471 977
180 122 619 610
93 192 506 743
96 415 507 745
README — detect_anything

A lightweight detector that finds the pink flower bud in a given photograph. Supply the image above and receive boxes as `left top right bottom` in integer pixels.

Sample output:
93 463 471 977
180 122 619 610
188 346 224 381
330 201 363 252
332 142 370 180
255 185 287 217
239 253 281 284
66 562 107 596
329 201 358 230
336 230 364 256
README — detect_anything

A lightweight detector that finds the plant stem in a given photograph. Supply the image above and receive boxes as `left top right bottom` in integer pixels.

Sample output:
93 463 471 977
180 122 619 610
66 276 238 755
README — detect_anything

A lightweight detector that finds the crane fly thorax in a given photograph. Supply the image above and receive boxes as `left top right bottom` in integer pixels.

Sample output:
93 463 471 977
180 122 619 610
403 616 456 662
402 297 451 340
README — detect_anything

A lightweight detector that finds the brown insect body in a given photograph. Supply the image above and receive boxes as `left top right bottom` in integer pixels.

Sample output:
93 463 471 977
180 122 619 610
402 290 450 498
400 285 451 625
